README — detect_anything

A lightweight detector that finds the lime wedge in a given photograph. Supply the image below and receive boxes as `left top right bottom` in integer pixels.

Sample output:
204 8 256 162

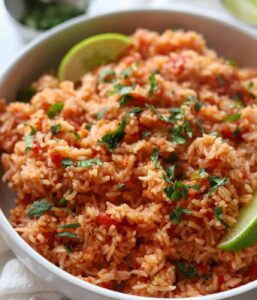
219 193 257 251
58 33 131 81
223 0 257 25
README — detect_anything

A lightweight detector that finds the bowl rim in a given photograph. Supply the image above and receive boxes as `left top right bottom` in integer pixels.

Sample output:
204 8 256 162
1 7 257 300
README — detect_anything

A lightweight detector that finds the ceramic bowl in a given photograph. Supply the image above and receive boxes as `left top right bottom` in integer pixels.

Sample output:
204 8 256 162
0 8 257 300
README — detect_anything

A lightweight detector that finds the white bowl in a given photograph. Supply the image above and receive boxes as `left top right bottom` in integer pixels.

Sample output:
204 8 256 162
0 8 257 300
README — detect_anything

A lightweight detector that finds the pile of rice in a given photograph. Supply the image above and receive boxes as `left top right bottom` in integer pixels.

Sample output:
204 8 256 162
0 29 257 298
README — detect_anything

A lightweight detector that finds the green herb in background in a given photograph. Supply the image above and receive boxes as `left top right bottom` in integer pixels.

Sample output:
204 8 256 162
20 0 85 30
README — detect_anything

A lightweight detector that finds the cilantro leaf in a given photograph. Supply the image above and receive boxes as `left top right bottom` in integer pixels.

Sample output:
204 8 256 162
148 71 158 98
164 181 189 201
151 148 160 169
178 261 198 278
232 127 241 139
214 206 229 228
121 67 132 79
142 130 151 139
51 124 62 135
17 86 37 103
170 207 192 225
28 199 52 218
25 126 37 152
58 223 81 229
99 117 127 152
117 183 125 190
114 84 133 106
47 103 64 119
248 81 254 89
162 165 175 183
61 158 74 168
96 106 108 120
128 107 143 115
225 113 241 122
208 176 229 194
85 123 92 130
184 95 203 112
64 244 73 253
77 158 103 167
98 68 115 83
169 121 192 144
56 232 78 239
59 198 68 207
146 104 184 124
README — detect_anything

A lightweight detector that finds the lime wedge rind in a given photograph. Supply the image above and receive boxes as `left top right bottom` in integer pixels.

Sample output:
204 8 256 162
219 193 257 251
58 33 131 82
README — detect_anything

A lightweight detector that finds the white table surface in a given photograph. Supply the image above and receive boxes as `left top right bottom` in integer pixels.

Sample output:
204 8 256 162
0 0 256 299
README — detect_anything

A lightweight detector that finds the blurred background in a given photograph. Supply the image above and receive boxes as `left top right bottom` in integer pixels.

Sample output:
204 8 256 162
0 0 257 77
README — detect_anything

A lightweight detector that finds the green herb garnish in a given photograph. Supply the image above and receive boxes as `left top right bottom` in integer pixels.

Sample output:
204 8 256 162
60 198 68 207
47 103 64 119
128 107 143 115
232 127 241 139
61 158 74 168
214 206 229 228
184 95 203 112
85 123 92 130
178 261 198 278
169 121 192 144
58 223 81 229
121 67 132 79
99 116 127 152
56 232 78 239
114 84 133 106
164 181 189 201
248 81 254 89
28 199 52 218
208 176 229 194
117 183 125 190
151 148 160 169
50 124 62 135
24 126 37 152
148 71 158 97
170 207 192 225
96 106 108 120
99 68 115 83
217 74 225 86
142 130 151 139
64 244 73 254
17 86 37 103
77 158 103 167
225 113 241 122
162 165 175 183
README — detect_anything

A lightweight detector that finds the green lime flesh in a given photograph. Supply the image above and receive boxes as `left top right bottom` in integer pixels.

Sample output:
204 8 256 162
58 33 131 82
219 192 257 251
223 0 257 25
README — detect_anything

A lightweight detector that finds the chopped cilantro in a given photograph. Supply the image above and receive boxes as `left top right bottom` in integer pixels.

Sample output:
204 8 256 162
24 126 37 152
62 158 102 168
227 60 238 67
64 244 72 254
232 92 245 107
77 158 103 167
199 168 207 178
170 207 192 225
56 232 78 239
217 74 225 86
17 86 37 103
47 103 64 119
164 181 189 201
146 104 184 124
162 165 175 183
151 148 160 169
214 206 229 228
248 81 254 89
28 199 52 218
58 223 81 229
142 130 151 139
184 95 203 112
208 176 229 194
97 106 108 120
98 116 127 152
85 123 92 130
232 127 241 139
114 84 133 106
178 261 198 278
148 71 158 98
121 67 132 79
50 124 62 135
61 158 74 168
169 121 192 144
71 131 80 141
98 68 115 83
117 183 125 190
59 198 68 207
128 107 143 115
225 113 241 122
